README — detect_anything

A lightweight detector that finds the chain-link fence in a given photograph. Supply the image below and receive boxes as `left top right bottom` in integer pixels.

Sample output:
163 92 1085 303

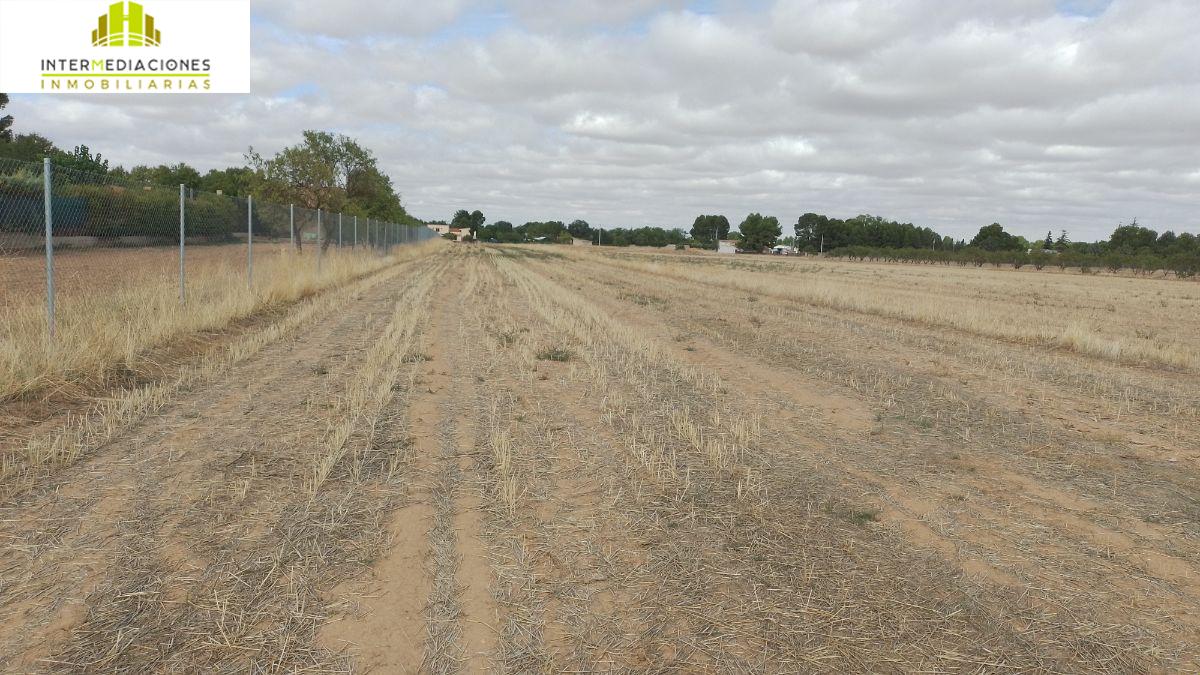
0 156 437 336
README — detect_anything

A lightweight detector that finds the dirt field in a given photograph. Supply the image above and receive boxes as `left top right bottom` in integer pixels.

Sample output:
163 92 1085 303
1 243 1198 672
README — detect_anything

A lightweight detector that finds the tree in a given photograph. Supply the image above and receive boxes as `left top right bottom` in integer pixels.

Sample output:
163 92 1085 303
470 210 485 239
248 130 378 212
199 167 254 197
1109 219 1158 253
347 164 411 223
128 162 203 188
247 130 414 248
969 223 1022 251
451 209 472 231
56 144 109 175
568 219 593 239
0 132 56 162
0 93 12 142
1055 230 1070 252
1042 231 1055 250
690 215 730 249
739 213 781 251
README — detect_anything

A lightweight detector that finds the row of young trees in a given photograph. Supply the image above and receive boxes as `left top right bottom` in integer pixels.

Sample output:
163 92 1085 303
0 94 421 228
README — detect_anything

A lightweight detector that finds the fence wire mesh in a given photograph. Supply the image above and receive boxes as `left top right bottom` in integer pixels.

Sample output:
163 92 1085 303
0 156 437 330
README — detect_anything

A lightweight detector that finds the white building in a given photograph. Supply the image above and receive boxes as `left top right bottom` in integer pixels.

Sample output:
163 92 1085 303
718 240 738 254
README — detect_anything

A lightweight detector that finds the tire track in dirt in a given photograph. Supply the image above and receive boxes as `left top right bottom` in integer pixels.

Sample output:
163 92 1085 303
545 253 1200 620
462 252 664 671
322 255 498 673
0 255 438 671
494 249 1180 667
316 267 455 672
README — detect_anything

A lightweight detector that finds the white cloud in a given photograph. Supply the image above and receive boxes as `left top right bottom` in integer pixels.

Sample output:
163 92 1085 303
9 0 1200 240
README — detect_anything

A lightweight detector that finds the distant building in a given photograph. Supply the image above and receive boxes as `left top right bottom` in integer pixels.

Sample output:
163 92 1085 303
426 224 470 242
718 240 738 254
572 237 593 247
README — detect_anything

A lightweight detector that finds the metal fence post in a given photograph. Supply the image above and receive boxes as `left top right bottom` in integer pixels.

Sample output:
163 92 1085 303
179 183 186 304
289 203 295 249
247 194 254 286
317 208 323 273
43 158 56 339
338 213 343 248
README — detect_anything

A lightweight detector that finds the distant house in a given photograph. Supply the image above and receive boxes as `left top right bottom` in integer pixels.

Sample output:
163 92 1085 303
718 240 738 254
572 237 593 247
426 224 470 242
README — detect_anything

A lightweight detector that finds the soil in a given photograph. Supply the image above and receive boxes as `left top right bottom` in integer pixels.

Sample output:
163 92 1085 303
1 244 1197 672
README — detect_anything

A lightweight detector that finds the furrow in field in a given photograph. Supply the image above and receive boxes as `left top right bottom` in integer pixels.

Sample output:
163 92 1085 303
489 249 1084 670
0 252 442 671
488 246 1192 670
525 250 1200 664
551 252 1200 540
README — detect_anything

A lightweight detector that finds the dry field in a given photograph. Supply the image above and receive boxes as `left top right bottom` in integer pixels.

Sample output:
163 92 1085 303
1 243 1198 672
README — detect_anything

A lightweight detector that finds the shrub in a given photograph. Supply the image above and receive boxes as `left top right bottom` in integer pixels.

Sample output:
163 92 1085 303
536 346 573 362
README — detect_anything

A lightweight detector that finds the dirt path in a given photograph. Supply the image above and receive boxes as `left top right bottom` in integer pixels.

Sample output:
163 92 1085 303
321 251 500 674
0 254 441 671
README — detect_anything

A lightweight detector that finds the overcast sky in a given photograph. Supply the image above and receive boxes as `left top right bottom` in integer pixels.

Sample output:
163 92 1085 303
11 0 1200 240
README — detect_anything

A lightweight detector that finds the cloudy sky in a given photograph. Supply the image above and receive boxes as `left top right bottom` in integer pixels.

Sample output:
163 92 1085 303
11 0 1200 240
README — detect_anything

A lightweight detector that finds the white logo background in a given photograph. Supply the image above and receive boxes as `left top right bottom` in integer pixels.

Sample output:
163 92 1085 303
0 0 250 94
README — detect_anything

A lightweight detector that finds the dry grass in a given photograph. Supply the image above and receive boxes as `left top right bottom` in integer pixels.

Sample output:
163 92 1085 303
566 247 1200 371
0 244 437 403
4 243 1198 672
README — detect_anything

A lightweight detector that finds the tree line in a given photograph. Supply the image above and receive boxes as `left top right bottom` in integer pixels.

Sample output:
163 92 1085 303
437 211 694 248
0 94 421 230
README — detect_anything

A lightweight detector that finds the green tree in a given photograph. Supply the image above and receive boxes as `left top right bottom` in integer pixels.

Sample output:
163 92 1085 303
128 162 203 188
739 213 781 251
248 130 376 212
451 209 472 233
199 167 254 197
347 164 411 223
568 219 593 239
1042 231 1054 250
690 215 730 249
0 93 12 142
56 144 109 175
1055 230 1070 252
969 223 1022 251
0 132 57 162
470 210 485 239
1108 219 1158 252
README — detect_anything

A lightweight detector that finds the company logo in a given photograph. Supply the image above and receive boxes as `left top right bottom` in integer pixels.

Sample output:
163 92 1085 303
92 1 161 47
0 0 249 95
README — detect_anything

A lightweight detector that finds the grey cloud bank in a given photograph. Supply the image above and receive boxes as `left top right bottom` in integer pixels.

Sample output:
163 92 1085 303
12 0 1199 240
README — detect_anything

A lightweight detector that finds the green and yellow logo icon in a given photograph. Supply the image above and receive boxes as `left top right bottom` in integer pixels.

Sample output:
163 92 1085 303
92 2 161 47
